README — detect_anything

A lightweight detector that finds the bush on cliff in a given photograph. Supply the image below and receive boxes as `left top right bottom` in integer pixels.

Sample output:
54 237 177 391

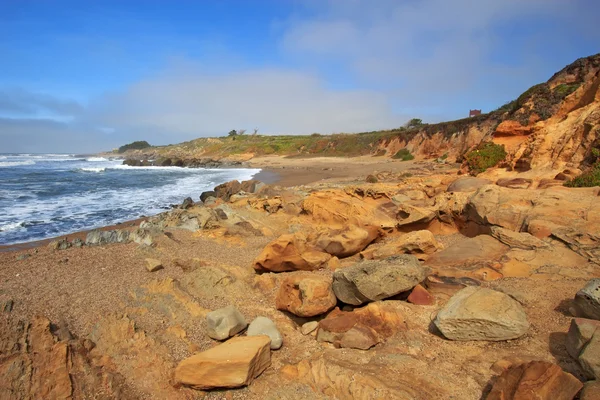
565 148 600 187
465 142 507 174
118 141 151 153
392 148 414 161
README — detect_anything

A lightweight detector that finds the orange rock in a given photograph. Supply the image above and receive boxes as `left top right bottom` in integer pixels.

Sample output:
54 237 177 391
486 360 582 400
494 120 535 137
312 225 380 258
253 233 331 272
174 336 271 389
407 284 434 305
276 274 337 317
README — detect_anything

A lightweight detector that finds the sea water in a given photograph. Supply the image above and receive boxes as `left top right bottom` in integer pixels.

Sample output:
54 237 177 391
0 154 260 245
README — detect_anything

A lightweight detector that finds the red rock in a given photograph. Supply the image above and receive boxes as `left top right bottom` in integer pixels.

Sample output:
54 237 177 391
407 284 434 305
486 360 582 400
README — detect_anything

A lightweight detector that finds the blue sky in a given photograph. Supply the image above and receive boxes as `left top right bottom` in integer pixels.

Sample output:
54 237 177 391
0 0 598 152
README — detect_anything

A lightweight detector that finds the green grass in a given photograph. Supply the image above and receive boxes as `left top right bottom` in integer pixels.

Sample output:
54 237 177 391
464 142 507 174
392 148 414 161
564 165 600 187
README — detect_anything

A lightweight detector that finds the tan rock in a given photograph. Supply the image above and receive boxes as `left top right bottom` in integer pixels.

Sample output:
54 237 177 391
174 336 271 389
490 226 548 250
253 233 331 272
312 225 380 258
566 318 600 359
486 360 582 400
446 176 491 192
580 332 600 380
145 258 163 272
495 178 532 189
300 321 319 335
396 203 436 227
276 274 336 317
581 380 600 400
363 230 441 261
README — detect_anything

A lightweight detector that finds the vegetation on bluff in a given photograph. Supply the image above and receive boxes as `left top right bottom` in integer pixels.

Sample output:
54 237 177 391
118 141 151 153
464 142 507 174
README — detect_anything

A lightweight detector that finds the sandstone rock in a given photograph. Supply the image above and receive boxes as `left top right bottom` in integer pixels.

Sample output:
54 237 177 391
447 176 491 192
361 230 441 260
434 287 529 341
552 228 600 265
496 178 532 189
490 226 549 250
276 274 336 317
145 258 163 272
200 190 216 202
300 321 319 335
425 235 508 268
206 305 248 340
253 233 331 273
566 318 600 359
485 360 582 400
316 302 406 349
214 180 242 201
396 203 436 227
407 284 434 305
494 120 535 136
575 279 600 320
312 225 380 258
424 275 480 297
174 335 271 389
581 381 600 400
130 228 158 246
580 332 600 380
85 229 130 246
333 255 428 305
240 179 261 193
247 317 282 350
181 197 194 209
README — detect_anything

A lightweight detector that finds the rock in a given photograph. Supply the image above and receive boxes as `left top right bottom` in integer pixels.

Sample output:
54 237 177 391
174 336 271 389
300 321 319 335
575 279 600 320
130 228 157 246
72 238 84 248
580 332 600 379
494 120 535 136
447 176 491 192
145 258 163 272
552 228 600 265
276 274 336 317
581 381 600 400
214 180 242 201
206 305 248 341
496 178 532 189
181 197 194 209
316 302 406 349
247 317 283 350
396 203 436 227
424 275 480 296
332 255 428 306
15 253 30 261
85 229 130 246
312 226 380 258
203 196 217 206
253 233 331 273
566 318 600 359
363 230 441 260
485 360 582 400
200 190 216 202
490 226 549 250
434 287 529 341
240 179 261 193
366 174 378 183
425 235 508 268
407 284 435 305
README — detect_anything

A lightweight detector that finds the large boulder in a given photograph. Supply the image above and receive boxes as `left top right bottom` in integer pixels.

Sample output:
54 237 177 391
247 317 282 350
434 287 529 341
316 302 406 349
446 176 491 193
580 332 600 380
205 305 248 341
332 255 428 306
276 274 336 317
174 336 271 389
85 229 130 246
200 190 216 203
253 233 331 273
566 318 600 359
575 279 600 320
485 360 582 400
312 225 380 258
214 180 242 201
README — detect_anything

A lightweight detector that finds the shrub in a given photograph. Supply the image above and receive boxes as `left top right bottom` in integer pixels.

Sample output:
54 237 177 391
118 140 151 153
464 142 507 174
565 148 600 187
392 148 415 161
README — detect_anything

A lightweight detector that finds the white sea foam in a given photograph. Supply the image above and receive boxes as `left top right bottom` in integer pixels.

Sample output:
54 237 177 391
79 167 106 173
0 221 24 232
86 157 109 162
0 160 36 167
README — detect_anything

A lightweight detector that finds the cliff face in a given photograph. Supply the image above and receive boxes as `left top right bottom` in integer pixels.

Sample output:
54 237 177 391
376 53 600 173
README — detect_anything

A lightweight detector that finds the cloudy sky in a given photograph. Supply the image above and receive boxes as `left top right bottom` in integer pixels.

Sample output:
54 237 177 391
1 0 598 153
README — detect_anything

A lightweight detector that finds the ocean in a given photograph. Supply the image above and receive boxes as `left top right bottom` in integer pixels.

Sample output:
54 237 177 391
0 154 260 245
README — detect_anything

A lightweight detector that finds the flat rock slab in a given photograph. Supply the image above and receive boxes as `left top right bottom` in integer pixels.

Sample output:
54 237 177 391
332 255 428 305
206 305 248 341
434 286 529 341
447 176 491 192
175 335 271 389
425 235 508 268
486 360 582 400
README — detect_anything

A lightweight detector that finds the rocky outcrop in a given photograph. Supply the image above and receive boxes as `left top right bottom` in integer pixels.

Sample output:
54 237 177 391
276 274 336 317
332 255 428 305
85 229 130 246
486 360 583 400
434 287 530 341
312 225 380 258
174 336 271 389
